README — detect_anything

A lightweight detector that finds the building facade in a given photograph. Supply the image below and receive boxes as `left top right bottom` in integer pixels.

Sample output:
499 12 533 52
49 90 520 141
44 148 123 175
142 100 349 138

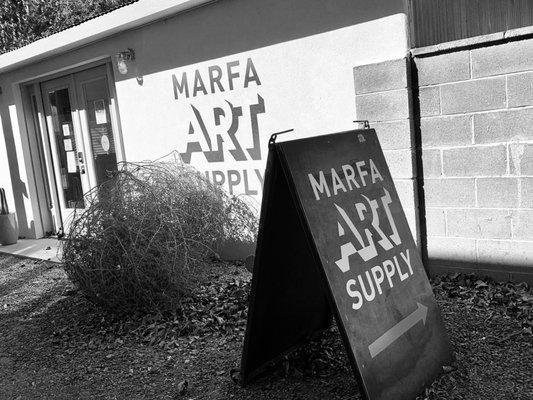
0 0 531 282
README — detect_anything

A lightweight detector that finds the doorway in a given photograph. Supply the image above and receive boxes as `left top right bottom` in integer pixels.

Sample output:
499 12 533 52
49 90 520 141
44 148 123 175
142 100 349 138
30 63 121 235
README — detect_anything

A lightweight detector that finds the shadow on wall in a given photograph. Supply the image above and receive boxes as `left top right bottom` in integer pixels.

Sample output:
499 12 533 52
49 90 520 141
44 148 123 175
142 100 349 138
427 259 533 285
111 0 405 82
0 104 33 239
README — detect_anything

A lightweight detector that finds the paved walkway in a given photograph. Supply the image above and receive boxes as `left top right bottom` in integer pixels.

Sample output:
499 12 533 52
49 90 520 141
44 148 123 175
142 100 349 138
0 238 61 263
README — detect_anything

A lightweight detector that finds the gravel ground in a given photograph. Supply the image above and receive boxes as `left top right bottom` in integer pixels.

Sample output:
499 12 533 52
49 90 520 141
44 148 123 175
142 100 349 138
0 254 531 400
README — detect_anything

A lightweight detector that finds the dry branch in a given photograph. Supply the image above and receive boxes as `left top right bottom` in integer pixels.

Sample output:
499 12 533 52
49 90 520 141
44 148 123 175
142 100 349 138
61 159 258 314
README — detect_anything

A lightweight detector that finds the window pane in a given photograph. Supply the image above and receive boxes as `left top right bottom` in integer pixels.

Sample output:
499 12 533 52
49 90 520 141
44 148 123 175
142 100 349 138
49 88 85 209
83 77 118 186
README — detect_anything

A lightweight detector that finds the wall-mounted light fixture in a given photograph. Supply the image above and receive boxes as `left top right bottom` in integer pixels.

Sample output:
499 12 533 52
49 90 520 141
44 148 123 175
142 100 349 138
116 48 135 75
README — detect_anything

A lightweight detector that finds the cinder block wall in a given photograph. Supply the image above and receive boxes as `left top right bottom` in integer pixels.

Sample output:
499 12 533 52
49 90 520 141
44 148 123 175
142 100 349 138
353 58 420 243
414 39 533 283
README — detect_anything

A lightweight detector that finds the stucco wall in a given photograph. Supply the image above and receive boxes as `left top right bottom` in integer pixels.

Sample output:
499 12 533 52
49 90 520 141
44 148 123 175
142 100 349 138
0 0 408 241
118 13 408 206
415 38 533 283
114 5 408 206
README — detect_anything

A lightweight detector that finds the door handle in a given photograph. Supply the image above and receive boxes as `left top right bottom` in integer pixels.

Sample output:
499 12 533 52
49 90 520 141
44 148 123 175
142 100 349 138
78 152 86 174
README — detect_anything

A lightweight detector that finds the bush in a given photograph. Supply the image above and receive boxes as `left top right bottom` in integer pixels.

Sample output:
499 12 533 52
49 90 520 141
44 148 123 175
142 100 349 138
61 159 258 314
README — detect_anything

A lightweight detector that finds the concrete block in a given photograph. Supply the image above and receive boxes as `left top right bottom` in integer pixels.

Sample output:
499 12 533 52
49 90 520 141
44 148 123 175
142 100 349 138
373 120 413 150
441 78 506 114
415 50 470 86
446 209 512 239
354 58 407 94
355 89 410 122
393 179 417 210
427 236 477 262
471 39 533 78
510 143 533 175
419 86 440 117
511 210 533 240
477 239 533 267
383 149 414 179
520 178 533 208
422 149 442 177
425 208 446 236
477 178 519 208
421 115 472 147
474 108 533 144
508 72 533 107
424 178 476 207
442 145 507 177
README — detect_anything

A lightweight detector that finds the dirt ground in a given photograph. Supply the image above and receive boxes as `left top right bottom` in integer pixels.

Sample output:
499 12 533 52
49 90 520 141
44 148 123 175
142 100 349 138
0 254 531 400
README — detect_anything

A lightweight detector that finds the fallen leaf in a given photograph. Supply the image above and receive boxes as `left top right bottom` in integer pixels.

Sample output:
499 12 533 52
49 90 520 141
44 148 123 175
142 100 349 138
230 368 240 384
176 380 188 396
442 365 456 373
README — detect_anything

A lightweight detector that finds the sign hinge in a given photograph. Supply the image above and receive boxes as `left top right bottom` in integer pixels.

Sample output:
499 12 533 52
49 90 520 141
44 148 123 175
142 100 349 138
269 129 294 148
353 120 370 129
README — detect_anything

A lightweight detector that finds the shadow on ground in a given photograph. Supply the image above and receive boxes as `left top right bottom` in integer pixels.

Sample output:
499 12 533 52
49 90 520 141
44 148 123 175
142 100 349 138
0 254 531 400
0 255 359 400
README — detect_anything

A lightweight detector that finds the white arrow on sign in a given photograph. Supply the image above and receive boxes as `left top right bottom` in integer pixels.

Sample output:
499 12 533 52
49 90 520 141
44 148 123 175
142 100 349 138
368 302 428 359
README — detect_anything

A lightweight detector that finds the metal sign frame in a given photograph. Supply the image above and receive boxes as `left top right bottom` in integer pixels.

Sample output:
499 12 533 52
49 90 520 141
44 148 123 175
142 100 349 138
241 129 452 400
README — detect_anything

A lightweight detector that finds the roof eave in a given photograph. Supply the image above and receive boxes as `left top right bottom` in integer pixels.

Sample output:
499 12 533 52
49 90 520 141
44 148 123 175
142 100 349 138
0 0 214 75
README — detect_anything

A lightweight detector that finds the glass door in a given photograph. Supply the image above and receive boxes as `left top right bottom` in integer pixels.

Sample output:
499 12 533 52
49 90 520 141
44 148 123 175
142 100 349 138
41 76 91 233
38 63 121 235
74 65 119 190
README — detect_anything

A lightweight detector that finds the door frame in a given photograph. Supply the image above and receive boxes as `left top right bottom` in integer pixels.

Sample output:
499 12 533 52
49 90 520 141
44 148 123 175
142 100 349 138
20 59 124 236
19 83 57 236
41 74 92 231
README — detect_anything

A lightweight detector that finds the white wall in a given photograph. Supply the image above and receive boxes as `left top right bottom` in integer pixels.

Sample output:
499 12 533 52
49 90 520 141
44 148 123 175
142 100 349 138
117 14 408 206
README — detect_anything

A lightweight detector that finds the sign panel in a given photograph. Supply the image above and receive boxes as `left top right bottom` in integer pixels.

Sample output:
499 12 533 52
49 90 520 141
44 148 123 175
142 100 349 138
241 129 452 400
240 141 332 382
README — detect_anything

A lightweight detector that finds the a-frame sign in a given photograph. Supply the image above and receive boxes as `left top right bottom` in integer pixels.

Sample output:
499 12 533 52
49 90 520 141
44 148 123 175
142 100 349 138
241 129 453 400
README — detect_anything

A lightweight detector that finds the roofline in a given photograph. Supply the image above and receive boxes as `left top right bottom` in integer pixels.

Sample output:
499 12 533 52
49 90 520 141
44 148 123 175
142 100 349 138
0 0 214 75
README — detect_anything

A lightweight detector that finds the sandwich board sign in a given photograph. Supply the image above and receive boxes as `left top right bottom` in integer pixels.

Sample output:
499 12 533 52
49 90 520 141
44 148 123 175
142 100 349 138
240 129 453 400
